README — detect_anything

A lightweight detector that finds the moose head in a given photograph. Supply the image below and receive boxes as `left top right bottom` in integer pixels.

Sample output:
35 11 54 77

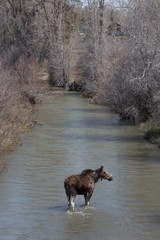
97 165 113 181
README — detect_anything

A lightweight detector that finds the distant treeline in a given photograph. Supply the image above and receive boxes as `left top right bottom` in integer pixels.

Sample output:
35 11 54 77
0 0 160 146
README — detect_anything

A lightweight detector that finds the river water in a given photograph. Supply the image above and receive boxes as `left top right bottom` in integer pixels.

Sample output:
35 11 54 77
0 92 160 240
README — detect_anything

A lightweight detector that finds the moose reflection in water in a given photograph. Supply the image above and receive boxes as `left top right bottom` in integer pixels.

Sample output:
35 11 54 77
64 165 113 210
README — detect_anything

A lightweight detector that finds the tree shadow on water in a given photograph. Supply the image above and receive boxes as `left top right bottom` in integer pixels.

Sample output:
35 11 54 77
65 133 142 143
62 118 132 128
70 108 108 114
147 214 160 225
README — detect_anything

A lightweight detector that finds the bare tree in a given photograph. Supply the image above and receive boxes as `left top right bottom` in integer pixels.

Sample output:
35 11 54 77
104 0 160 122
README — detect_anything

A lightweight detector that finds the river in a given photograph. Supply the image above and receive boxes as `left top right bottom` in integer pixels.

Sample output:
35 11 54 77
0 92 160 240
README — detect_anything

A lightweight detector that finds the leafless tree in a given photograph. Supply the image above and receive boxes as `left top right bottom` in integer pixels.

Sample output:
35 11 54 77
103 0 160 122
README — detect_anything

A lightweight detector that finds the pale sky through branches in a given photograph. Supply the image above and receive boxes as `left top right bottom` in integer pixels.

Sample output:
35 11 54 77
81 0 127 8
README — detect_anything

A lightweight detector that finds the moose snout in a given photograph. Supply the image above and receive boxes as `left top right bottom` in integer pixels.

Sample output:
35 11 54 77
108 175 113 181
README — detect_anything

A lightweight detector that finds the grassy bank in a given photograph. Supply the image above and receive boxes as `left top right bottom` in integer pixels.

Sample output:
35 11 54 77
0 95 35 170
0 66 65 171
0 50 39 170
140 121 160 147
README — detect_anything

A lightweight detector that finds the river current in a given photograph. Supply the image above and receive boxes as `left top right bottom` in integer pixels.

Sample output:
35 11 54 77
0 92 160 240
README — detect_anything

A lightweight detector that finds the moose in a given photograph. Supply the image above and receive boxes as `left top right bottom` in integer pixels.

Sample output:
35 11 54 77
64 165 113 210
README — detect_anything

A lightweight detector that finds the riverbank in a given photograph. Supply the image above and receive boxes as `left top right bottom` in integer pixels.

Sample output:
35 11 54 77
139 121 160 147
0 69 64 171
0 96 35 171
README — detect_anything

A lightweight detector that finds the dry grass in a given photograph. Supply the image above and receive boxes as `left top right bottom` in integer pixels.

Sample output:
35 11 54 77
0 49 39 169
140 120 160 147
0 55 65 170
0 96 34 166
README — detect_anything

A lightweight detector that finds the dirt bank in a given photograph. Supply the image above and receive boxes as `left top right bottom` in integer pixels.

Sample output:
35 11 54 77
0 94 35 170
0 70 65 171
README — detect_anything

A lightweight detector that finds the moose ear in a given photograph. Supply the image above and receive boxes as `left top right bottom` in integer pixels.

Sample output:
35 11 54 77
99 165 104 172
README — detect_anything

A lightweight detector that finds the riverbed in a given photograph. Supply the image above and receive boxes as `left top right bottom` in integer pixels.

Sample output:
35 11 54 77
0 92 160 240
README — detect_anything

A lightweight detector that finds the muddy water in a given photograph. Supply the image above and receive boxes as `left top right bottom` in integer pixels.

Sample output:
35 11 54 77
0 92 160 240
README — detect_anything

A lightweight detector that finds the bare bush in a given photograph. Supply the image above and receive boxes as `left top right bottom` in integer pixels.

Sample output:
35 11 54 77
0 62 16 120
104 0 160 122
0 47 39 154
82 0 160 123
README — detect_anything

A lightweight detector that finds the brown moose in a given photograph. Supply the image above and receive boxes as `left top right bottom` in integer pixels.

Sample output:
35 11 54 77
64 165 113 210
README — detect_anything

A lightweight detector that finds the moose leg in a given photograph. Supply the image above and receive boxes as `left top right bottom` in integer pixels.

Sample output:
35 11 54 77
71 195 76 211
67 194 71 210
84 193 87 206
86 191 93 206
